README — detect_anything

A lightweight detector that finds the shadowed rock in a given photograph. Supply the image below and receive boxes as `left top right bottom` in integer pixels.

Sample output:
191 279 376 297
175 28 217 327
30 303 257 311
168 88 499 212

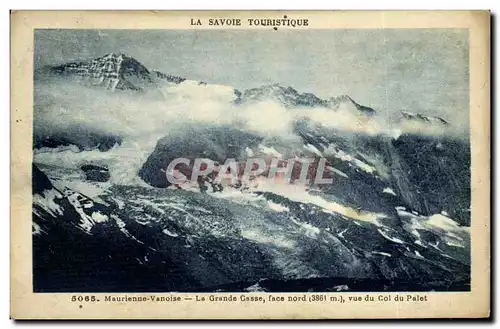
81 164 110 182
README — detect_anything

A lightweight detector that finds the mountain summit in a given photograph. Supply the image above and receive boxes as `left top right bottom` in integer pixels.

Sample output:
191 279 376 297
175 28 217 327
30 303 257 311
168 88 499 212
235 84 326 108
49 53 186 91
50 53 151 91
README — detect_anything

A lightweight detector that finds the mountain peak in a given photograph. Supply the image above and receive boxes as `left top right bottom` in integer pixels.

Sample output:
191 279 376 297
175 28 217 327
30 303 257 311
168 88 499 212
49 53 153 91
327 95 376 116
234 85 378 116
401 111 449 125
237 84 367 112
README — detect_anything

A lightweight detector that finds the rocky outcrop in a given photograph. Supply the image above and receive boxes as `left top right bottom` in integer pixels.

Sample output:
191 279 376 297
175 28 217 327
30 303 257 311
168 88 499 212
138 125 263 188
81 164 110 182
401 111 449 125
389 134 470 225
32 163 54 195
33 130 122 152
328 95 376 116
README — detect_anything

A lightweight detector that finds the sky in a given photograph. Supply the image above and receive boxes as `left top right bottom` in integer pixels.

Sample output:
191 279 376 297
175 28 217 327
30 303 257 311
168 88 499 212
34 29 469 123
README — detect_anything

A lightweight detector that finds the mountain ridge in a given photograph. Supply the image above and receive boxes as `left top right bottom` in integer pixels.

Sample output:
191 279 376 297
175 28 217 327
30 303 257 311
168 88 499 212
45 53 382 116
44 53 451 125
43 53 454 124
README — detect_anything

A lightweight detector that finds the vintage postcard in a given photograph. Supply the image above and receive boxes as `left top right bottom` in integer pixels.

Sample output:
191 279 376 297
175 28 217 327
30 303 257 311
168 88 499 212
10 10 490 319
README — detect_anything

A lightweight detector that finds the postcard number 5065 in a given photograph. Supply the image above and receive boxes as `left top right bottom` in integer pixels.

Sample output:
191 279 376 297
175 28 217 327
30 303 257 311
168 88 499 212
71 295 98 302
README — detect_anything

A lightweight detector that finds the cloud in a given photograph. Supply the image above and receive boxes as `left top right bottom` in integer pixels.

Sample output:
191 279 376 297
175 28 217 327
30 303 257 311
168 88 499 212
34 75 468 146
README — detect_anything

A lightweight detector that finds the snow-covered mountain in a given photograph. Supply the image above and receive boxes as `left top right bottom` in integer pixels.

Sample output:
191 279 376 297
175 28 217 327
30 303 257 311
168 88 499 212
47 52 186 91
32 54 470 292
236 84 325 108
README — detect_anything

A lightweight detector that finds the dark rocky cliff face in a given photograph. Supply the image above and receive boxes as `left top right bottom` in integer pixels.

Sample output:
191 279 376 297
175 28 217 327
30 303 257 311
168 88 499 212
138 125 263 188
33 128 122 152
389 134 470 225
